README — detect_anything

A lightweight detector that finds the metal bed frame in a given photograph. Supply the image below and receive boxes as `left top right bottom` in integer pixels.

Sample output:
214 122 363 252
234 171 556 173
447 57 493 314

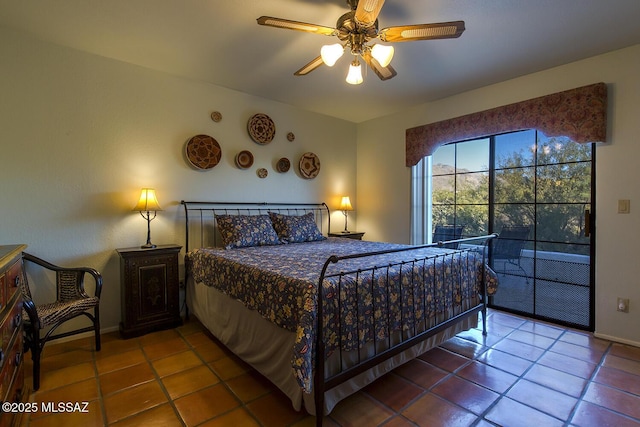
181 201 496 425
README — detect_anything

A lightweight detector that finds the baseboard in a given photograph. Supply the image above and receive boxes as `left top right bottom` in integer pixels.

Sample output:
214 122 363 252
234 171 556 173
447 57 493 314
593 332 640 348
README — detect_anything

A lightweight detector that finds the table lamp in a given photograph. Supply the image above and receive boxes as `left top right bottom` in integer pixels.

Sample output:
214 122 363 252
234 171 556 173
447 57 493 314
133 188 162 248
339 196 353 233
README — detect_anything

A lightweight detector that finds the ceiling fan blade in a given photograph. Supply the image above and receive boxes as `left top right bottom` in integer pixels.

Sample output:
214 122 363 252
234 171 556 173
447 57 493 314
294 56 325 76
354 0 386 27
362 51 397 81
379 21 465 42
257 16 337 36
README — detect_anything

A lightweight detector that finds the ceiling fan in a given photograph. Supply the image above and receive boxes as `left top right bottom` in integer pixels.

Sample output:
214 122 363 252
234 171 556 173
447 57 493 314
257 0 465 84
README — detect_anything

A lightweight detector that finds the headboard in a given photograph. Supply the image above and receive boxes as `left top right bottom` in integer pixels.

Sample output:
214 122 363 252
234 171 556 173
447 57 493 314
180 201 331 251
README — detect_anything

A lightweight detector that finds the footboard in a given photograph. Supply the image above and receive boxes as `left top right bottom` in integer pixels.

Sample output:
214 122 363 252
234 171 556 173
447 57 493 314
314 234 497 424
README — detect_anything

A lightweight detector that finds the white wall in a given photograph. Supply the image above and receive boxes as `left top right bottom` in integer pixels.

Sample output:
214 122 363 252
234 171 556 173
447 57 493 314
356 44 640 346
0 27 357 333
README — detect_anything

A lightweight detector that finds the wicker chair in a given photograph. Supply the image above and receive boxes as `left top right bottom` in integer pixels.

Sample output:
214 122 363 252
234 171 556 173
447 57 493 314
20 252 102 390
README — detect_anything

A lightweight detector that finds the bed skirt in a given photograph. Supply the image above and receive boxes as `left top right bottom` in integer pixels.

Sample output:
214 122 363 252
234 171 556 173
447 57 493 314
187 277 477 415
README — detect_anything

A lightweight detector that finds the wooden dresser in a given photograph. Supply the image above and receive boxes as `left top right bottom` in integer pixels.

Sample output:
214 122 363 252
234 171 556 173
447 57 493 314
0 245 26 426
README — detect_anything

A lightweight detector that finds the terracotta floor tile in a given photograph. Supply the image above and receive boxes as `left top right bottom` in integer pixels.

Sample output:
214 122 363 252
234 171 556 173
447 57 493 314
32 377 99 407
95 348 146 375
475 348 532 376
103 381 168 423
419 347 471 373
492 337 546 361
583 382 640 419
485 397 563 427
225 370 276 403
571 400 640 427
559 330 610 352
457 361 518 394
432 375 499 415
38 362 96 391
439 336 487 359
209 355 251 380
364 373 424 412
536 350 597 379
110 403 183 427
506 379 578 420
143 336 190 360
518 321 564 339
192 339 228 362
592 365 640 395
97 335 142 357
173 384 240 426
523 364 587 397
394 358 448 390
99 362 155 396
22 311 639 427
330 392 394 427
27 400 103 427
39 349 94 372
549 340 606 364
152 349 204 377
199 407 261 427
402 393 478 427
507 329 556 349
609 343 640 362
138 328 181 345
162 365 220 399
602 354 640 376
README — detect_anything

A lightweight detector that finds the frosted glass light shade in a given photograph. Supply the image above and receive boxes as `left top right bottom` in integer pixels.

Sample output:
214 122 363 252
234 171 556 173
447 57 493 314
371 44 394 67
346 60 363 85
320 43 344 66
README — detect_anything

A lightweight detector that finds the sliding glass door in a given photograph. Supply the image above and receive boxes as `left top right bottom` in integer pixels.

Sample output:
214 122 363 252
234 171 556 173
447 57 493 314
429 130 595 330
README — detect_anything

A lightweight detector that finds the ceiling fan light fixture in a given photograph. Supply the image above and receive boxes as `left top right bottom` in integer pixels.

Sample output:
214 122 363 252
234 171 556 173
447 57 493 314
320 43 344 66
346 58 363 85
370 44 394 67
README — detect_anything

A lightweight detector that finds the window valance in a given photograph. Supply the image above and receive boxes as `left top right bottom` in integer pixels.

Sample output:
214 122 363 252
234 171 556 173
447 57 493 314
405 82 607 167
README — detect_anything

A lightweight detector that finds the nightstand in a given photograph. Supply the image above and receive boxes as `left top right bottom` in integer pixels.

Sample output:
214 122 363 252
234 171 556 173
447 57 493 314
328 231 365 240
117 244 182 338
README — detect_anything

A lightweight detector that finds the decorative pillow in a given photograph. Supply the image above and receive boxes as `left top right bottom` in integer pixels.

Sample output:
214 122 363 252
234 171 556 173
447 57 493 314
215 214 281 249
268 212 326 243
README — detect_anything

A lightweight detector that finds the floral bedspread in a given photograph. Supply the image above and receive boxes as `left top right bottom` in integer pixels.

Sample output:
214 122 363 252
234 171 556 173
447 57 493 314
187 238 498 393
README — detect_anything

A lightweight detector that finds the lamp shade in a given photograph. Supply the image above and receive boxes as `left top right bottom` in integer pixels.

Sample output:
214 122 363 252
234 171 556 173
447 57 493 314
371 44 394 67
320 43 344 67
133 188 162 212
339 196 353 211
345 60 363 85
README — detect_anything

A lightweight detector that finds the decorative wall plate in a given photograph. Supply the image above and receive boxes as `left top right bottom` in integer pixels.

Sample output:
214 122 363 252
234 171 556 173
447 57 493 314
276 157 290 173
235 150 254 169
210 111 222 122
185 134 222 170
257 168 268 178
287 132 295 142
299 152 320 179
247 113 276 144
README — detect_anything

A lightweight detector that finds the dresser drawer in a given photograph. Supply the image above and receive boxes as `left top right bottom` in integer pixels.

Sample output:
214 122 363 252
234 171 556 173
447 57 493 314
0 331 22 402
1 298 22 358
5 259 22 308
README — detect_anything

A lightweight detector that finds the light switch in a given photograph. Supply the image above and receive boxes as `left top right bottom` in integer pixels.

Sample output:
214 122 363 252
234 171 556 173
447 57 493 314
618 199 630 214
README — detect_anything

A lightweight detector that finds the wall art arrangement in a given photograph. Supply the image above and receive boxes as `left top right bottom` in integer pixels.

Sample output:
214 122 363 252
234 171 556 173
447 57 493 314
184 111 320 180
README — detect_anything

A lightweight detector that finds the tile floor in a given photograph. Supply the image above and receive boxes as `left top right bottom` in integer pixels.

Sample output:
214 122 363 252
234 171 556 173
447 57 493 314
19 310 640 426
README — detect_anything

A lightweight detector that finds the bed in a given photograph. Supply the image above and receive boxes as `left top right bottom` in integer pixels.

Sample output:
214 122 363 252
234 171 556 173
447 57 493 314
181 201 497 424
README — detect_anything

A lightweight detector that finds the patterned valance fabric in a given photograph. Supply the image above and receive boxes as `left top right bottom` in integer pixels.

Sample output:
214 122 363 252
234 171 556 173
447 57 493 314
405 82 608 167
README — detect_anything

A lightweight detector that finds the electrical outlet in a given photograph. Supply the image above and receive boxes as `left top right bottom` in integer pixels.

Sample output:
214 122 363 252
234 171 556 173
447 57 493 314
617 297 629 313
